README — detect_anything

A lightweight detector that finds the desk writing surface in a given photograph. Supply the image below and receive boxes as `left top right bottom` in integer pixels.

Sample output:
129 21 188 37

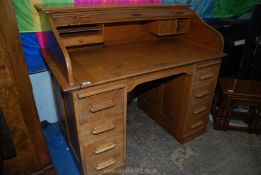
68 38 224 87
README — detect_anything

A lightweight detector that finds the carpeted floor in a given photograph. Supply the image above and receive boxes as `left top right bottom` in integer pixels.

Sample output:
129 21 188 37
45 102 261 175
123 102 261 175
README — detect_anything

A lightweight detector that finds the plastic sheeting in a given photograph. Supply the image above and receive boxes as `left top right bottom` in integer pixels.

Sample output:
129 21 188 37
162 0 215 18
213 0 261 18
20 33 47 73
44 123 80 175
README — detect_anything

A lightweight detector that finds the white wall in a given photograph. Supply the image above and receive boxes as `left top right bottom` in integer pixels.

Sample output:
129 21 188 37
30 71 58 123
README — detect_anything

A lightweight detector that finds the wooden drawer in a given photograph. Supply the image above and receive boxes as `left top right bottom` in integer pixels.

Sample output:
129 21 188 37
61 34 104 47
144 18 190 36
58 24 104 47
191 102 209 117
192 85 212 104
194 60 220 88
77 88 124 125
186 102 209 131
84 134 124 159
79 114 124 144
84 146 124 175
176 18 190 34
186 106 209 133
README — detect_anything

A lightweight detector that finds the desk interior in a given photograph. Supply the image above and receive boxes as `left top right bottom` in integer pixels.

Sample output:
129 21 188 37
68 39 222 86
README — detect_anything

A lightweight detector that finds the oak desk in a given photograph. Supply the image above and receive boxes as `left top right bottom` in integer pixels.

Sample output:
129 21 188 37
36 3 225 175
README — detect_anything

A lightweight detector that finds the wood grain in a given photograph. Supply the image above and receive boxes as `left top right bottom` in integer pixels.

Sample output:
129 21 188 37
36 3 224 174
0 0 54 174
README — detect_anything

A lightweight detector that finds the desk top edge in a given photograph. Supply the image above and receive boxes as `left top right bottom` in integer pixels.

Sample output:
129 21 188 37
35 2 190 14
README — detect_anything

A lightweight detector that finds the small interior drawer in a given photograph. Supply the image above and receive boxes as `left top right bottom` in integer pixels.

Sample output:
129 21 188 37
77 88 124 125
144 18 190 36
144 19 176 36
61 35 104 47
58 24 104 47
158 19 178 35
176 18 190 33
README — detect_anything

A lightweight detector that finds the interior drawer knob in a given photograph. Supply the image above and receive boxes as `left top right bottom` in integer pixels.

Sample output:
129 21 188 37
94 143 116 154
92 123 116 135
95 159 116 170
89 100 115 113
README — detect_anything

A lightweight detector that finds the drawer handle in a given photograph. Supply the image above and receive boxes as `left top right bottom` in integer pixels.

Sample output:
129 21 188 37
190 121 204 129
195 90 211 98
92 123 116 135
89 100 115 113
94 143 116 154
96 159 116 170
199 74 214 81
193 106 208 115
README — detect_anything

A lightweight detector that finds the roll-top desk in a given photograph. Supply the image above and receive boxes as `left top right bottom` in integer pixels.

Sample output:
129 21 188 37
36 3 225 175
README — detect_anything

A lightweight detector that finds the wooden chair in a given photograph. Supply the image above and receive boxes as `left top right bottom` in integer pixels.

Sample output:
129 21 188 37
212 4 261 134
212 78 261 134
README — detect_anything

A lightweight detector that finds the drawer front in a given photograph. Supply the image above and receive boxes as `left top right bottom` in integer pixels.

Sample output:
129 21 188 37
84 146 124 175
186 113 208 133
79 114 124 144
194 61 220 88
186 103 209 133
191 85 213 104
84 135 124 159
53 8 192 26
77 88 124 125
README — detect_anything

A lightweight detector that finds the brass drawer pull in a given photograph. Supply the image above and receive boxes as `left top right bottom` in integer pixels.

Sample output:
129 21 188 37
199 74 214 81
89 100 115 113
96 159 116 170
94 143 116 154
92 123 116 135
193 106 208 114
190 121 204 129
195 90 210 98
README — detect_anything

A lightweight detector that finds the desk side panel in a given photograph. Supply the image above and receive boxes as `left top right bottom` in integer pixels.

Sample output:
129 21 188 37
177 13 224 53
43 16 74 87
52 77 82 168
